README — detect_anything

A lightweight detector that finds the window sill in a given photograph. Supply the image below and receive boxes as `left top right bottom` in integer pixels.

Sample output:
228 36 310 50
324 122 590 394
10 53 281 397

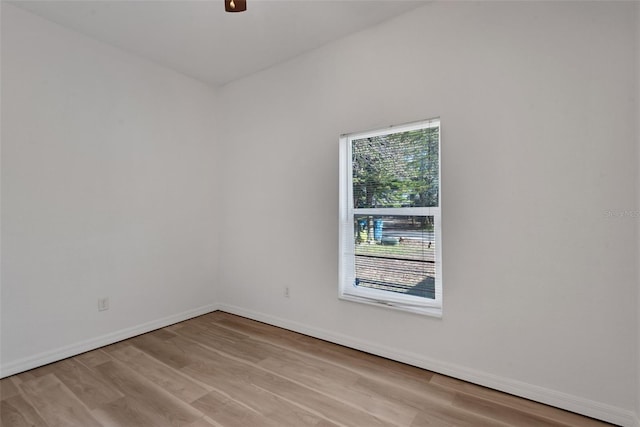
338 293 442 318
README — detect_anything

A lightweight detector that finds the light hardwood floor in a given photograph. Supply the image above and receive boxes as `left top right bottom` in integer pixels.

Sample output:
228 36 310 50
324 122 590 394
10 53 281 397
0 312 613 427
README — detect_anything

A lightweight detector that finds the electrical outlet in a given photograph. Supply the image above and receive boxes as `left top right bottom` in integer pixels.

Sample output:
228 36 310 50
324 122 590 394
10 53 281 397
284 287 290 298
98 297 109 311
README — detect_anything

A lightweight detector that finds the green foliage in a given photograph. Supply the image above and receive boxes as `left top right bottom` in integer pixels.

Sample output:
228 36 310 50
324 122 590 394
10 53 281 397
352 127 439 209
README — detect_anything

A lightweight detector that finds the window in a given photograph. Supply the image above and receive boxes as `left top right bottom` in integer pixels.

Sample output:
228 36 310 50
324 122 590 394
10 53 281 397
339 118 442 316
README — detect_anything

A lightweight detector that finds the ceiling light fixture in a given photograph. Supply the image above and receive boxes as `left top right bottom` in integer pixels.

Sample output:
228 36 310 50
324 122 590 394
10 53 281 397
225 0 246 12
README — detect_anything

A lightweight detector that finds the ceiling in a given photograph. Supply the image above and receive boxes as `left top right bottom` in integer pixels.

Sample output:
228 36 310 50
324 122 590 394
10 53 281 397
9 0 425 87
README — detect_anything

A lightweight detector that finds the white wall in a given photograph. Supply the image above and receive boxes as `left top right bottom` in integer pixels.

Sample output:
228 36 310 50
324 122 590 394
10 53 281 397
217 2 638 424
1 4 219 375
636 3 640 425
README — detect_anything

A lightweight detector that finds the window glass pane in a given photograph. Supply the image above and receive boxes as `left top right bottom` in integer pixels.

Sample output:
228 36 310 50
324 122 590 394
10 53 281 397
353 215 435 299
352 127 439 209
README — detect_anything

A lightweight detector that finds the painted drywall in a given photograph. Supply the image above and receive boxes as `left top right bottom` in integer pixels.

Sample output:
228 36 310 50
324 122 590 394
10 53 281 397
636 3 640 425
217 1 638 423
1 4 219 374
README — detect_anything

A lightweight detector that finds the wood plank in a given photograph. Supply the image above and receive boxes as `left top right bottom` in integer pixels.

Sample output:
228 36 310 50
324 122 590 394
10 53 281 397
173 321 278 364
18 374 102 427
0 378 20 401
185 417 221 427
91 396 169 427
100 340 132 355
175 337 395 427
0 394 49 427
429 374 607 427
37 358 123 409
410 406 510 427
163 323 185 333
12 373 37 384
200 328 454 421
74 350 112 368
93 399 216 427
212 314 610 427
184 316 446 417
18 364 55 378
108 345 211 403
179 318 249 343
175 324 489 427
213 312 436 391
213 313 321 349
452 392 569 427
257 355 418 426
192 389 281 427
94 360 203 425
147 328 178 341
196 384 338 427
354 375 455 413
246 371 395 427
127 333 194 369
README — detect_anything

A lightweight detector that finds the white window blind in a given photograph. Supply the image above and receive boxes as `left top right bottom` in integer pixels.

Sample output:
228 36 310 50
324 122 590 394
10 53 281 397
339 118 442 316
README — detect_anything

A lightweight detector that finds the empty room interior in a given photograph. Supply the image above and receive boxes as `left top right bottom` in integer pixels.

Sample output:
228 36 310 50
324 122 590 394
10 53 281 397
1 1 639 426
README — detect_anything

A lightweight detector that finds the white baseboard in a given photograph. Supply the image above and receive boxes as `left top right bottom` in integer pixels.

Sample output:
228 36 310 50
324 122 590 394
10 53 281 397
0 304 218 379
218 303 636 427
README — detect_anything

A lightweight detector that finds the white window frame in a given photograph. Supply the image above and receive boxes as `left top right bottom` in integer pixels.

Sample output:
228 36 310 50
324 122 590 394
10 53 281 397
339 118 442 317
